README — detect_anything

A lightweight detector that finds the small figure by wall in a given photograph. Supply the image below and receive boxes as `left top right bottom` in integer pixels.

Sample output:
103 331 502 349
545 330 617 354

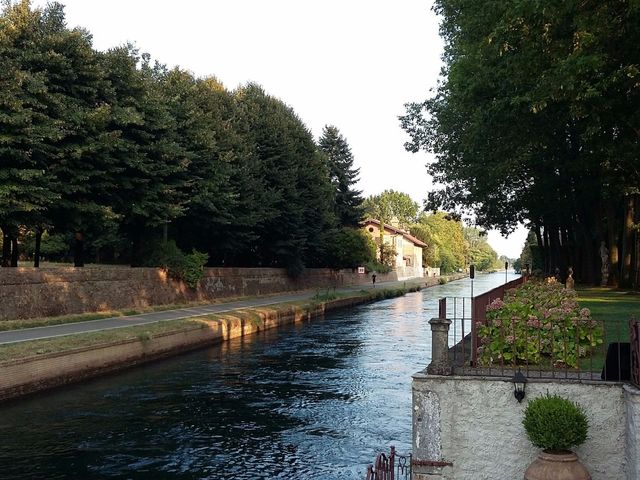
566 266 575 290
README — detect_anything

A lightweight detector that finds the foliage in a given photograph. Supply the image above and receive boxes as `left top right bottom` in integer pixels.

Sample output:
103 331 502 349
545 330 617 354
319 227 376 270
518 231 544 274
411 212 466 273
143 240 208 288
23 231 68 260
234 83 335 274
523 394 588 451
181 250 209 289
464 227 499 271
363 190 419 229
401 0 640 286
379 243 397 269
364 261 391 275
0 2 356 274
318 125 364 227
478 279 603 368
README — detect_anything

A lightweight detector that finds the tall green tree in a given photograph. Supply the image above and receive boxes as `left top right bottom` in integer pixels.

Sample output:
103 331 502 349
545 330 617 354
318 125 363 227
363 190 419 229
98 47 189 265
401 0 640 286
411 212 466 273
235 84 335 274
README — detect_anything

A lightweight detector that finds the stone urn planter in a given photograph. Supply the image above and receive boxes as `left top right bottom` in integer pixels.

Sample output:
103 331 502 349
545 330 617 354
524 450 591 480
522 394 591 480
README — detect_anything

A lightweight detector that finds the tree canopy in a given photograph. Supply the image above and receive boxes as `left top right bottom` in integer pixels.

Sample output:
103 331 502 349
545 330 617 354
401 0 640 287
363 190 419 229
318 125 363 227
0 1 368 275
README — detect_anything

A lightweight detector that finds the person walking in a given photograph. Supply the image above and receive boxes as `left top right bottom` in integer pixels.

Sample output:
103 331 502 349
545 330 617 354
372 273 377 287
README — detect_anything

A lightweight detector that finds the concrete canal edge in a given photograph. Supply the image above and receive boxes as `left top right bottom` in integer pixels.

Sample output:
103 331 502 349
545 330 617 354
0 279 458 403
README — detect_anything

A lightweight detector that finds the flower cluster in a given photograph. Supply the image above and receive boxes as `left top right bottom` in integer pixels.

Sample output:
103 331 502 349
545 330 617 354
477 279 603 368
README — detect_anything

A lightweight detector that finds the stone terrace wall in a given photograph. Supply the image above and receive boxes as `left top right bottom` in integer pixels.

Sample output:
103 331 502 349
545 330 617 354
0 267 399 321
412 373 633 480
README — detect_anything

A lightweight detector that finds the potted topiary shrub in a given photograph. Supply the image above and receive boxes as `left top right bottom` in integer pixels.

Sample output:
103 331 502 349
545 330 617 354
523 394 591 480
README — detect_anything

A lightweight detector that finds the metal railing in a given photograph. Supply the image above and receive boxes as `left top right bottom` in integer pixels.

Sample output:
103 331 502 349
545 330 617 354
470 276 526 366
450 316 632 382
365 446 411 480
440 283 636 383
631 317 640 388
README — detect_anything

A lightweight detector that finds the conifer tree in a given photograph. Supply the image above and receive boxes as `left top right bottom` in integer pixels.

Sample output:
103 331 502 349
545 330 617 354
318 125 363 227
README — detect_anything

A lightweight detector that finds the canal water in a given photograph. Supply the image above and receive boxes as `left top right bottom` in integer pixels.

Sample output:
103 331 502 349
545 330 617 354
0 272 518 480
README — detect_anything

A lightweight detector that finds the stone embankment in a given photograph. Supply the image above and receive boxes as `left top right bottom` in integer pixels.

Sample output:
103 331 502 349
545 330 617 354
0 285 429 402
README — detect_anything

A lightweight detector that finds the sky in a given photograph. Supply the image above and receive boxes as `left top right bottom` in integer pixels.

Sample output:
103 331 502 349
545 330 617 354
31 0 528 258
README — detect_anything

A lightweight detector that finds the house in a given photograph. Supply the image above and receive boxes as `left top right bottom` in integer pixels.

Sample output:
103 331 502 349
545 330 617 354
361 218 426 279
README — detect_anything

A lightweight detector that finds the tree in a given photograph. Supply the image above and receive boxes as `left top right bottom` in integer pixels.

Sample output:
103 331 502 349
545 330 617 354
318 227 376 270
464 227 498 271
363 190 419 229
98 47 190 265
411 212 467 273
401 0 640 287
0 1 63 266
156 71 237 264
234 84 335 275
318 125 364 227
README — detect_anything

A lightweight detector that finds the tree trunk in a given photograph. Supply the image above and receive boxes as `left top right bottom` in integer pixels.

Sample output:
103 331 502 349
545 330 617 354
621 196 635 287
34 228 42 268
10 236 18 267
73 232 84 267
606 202 620 287
1 227 10 267
130 227 142 267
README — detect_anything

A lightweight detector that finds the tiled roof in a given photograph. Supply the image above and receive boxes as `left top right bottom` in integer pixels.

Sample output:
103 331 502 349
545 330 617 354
361 218 428 248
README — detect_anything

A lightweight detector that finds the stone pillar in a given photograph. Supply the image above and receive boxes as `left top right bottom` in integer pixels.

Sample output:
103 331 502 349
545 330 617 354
427 318 452 376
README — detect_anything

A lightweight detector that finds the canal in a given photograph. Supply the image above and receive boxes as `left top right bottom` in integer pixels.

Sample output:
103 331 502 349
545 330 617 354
0 272 518 480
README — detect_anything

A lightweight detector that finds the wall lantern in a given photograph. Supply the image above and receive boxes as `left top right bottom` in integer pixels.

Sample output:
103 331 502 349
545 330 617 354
512 369 527 403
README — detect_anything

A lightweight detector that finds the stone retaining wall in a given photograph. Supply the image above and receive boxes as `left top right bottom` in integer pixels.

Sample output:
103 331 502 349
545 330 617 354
0 267 400 321
412 373 636 480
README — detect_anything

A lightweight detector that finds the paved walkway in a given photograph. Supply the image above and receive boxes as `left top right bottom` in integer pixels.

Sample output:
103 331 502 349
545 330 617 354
0 279 423 345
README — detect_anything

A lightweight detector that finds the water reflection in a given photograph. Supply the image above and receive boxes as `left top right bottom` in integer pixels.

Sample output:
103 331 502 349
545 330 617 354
0 273 518 480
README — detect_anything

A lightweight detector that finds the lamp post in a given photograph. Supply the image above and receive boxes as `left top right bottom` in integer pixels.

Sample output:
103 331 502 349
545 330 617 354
512 369 527 403
469 264 475 300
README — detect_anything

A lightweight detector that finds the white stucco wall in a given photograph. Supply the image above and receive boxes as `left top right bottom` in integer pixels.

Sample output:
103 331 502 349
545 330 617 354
625 384 640 480
412 373 628 480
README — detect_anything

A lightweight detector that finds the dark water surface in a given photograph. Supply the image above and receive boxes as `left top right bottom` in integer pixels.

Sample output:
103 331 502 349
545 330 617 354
0 273 518 480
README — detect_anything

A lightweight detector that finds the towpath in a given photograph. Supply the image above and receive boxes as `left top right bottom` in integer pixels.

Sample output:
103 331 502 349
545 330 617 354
0 279 424 345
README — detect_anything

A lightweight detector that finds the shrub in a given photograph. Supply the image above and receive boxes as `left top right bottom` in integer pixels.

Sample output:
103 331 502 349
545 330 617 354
143 240 208 289
181 250 209 288
523 394 588 451
379 243 397 268
477 279 603 368
318 228 376 270
364 261 391 274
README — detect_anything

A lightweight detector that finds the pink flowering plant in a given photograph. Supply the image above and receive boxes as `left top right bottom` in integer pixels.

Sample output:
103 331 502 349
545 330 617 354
477 279 603 368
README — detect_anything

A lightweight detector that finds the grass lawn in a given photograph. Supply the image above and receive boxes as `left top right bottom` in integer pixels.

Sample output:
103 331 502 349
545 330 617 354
576 286 640 372
0 318 207 363
576 287 640 342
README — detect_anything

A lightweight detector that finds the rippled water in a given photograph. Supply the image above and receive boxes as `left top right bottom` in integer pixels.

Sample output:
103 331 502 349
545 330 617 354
0 273 518 480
